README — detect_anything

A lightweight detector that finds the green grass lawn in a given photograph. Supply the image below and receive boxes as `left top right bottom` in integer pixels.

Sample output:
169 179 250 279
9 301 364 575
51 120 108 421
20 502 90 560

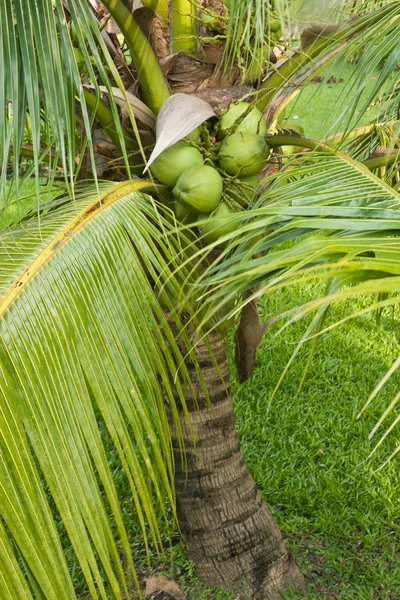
236 284 400 599
281 57 396 140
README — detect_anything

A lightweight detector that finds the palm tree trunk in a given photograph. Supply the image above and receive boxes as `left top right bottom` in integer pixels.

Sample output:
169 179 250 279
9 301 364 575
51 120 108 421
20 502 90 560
170 334 304 599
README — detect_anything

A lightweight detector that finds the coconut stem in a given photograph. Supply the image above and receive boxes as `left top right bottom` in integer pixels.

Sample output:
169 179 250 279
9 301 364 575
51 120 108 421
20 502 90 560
171 0 199 56
266 135 321 151
223 177 256 209
82 89 144 176
363 151 400 170
223 193 247 212
100 0 169 114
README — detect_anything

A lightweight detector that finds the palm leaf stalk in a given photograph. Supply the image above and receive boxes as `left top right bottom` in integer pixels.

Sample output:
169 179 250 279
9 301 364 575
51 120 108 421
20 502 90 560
266 134 400 170
324 121 397 146
9 143 63 167
101 0 170 113
82 88 139 156
156 0 169 21
171 0 198 55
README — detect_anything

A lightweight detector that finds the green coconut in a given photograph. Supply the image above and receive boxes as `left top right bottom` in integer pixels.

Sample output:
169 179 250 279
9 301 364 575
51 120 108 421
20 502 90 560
244 46 270 83
73 47 85 73
269 18 281 33
283 123 305 136
241 174 259 187
173 165 223 213
219 102 267 136
140 184 175 210
150 142 204 187
70 20 89 45
185 125 202 141
227 175 259 207
198 202 239 245
275 166 299 188
174 201 196 223
282 144 298 161
218 132 270 177
156 281 183 310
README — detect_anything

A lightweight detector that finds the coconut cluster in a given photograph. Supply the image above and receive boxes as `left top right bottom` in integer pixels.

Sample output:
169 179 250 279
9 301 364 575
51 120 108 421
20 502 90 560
150 102 271 245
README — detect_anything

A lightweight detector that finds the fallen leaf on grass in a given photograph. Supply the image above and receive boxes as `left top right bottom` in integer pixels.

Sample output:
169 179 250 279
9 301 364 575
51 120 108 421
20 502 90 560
144 575 186 599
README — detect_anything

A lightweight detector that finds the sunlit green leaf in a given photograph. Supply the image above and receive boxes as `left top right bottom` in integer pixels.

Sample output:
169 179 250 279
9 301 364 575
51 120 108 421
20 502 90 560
0 180 202 598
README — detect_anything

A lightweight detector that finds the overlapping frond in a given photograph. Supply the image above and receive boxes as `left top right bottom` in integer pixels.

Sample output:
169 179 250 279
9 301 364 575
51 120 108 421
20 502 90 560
323 14 400 137
0 0 134 205
244 1 400 138
0 181 201 598
192 150 400 459
292 3 400 137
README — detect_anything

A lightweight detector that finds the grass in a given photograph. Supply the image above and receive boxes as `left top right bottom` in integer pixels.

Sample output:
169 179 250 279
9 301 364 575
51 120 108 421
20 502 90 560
234 283 400 599
281 57 397 140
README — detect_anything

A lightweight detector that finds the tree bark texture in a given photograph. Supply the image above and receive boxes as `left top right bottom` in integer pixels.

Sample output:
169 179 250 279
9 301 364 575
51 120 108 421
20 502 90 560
170 334 304 599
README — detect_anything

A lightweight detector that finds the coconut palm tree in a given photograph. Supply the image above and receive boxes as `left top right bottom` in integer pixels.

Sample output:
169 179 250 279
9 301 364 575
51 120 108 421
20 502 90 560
1 1 400 599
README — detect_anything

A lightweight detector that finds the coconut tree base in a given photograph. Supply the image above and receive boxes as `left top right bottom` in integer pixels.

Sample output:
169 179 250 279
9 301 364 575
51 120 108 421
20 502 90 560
171 335 304 599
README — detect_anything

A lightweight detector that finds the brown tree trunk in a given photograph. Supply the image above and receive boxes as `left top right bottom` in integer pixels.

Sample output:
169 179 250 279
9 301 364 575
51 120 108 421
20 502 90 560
170 334 304 599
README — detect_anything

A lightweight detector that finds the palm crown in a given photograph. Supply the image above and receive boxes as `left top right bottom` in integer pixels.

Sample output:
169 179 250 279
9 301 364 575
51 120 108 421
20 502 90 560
1 0 400 598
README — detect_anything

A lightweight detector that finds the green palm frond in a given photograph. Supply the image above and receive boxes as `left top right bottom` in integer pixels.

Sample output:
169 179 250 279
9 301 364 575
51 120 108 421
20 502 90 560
327 109 400 190
0 180 202 598
328 120 399 157
1 0 136 205
196 150 400 313
250 2 400 136
192 150 400 457
325 19 400 136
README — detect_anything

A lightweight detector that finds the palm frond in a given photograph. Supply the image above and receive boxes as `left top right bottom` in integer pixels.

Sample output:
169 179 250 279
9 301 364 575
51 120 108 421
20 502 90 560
0 181 201 598
295 4 400 137
326 22 400 136
327 115 400 192
191 150 400 460
0 0 136 207
196 152 400 312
